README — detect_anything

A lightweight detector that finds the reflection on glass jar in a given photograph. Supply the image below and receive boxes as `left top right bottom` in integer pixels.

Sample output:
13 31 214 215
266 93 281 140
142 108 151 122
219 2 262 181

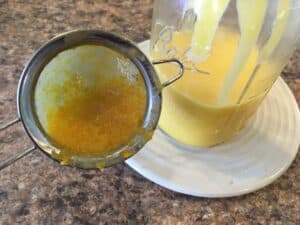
150 0 300 147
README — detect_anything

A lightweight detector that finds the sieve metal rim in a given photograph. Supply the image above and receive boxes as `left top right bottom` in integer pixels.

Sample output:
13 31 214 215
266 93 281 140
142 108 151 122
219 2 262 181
0 29 184 170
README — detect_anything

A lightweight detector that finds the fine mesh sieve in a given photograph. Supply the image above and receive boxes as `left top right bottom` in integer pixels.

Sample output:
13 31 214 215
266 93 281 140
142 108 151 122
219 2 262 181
0 30 184 170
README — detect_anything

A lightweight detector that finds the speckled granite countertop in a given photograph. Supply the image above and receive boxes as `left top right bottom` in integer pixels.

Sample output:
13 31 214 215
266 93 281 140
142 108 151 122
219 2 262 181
0 1 299 224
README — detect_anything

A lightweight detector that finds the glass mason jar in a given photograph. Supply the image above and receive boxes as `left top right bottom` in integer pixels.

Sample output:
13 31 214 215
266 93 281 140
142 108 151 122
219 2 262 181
150 0 300 147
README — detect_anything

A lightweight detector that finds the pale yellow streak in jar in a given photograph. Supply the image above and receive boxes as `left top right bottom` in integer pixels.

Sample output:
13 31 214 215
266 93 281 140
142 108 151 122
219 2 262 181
219 0 267 105
189 0 230 62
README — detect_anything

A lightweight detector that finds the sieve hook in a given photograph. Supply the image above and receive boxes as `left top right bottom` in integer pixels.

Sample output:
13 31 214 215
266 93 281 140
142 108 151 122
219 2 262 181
0 118 36 171
152 58 184 88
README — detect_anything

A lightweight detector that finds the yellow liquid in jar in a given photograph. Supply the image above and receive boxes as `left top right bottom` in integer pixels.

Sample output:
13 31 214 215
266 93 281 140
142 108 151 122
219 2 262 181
153 28 271 147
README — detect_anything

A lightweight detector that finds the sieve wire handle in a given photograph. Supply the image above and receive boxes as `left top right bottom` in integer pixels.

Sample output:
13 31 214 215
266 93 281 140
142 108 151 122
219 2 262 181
0 118 36 171
0 117 20 130
152 58 184 88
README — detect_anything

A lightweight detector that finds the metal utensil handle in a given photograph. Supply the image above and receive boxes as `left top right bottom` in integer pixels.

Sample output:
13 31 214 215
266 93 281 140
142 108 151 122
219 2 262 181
0 118 36 171
0 117 20 130
152 58 184 88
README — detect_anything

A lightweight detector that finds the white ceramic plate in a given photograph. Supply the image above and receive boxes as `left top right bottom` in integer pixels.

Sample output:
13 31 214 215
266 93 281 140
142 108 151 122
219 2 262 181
126 41 300 198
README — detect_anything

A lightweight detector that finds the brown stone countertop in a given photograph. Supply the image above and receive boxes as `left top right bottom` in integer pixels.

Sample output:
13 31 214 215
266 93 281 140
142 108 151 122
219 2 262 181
0 1 299 224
